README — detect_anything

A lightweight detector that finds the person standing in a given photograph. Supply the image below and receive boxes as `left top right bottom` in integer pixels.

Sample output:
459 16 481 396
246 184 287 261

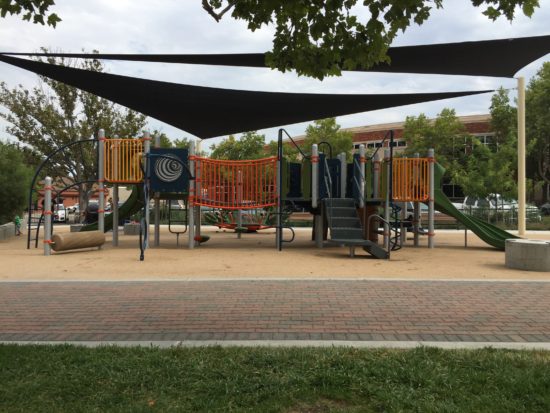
14 215 22 236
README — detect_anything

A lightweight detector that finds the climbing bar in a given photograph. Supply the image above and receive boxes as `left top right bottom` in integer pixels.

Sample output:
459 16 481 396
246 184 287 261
193 157 278 209
104 138 144 183
392 158 430 202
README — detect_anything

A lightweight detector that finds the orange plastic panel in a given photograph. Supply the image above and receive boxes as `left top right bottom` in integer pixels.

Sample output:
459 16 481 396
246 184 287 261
392 158 429 202
104 139 144 183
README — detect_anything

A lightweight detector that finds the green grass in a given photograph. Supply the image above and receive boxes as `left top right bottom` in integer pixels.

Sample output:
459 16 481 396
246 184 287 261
1 345 549 412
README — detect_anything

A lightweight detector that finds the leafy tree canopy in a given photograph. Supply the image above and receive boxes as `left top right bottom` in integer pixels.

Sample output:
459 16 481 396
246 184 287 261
403 96 519 200
202 0 539 79
266 118 353 161
210 131 266 160
0 141 33 224
0 50 147 209
403 108 470 176
453 89 518 200
526 62 550 192
303 118 354 160
0 0 60 26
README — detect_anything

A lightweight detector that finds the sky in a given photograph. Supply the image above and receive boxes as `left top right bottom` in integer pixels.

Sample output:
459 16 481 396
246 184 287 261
0 0 549 150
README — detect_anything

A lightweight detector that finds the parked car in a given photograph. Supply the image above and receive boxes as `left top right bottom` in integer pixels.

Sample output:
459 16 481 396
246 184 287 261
53 204 67 223
462 195 542 222
67 203 80 214
462 196 494 211
82 202 98 225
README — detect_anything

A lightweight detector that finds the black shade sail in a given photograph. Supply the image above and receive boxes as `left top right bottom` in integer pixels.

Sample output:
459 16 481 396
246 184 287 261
0 54 491 139
3 35 550 78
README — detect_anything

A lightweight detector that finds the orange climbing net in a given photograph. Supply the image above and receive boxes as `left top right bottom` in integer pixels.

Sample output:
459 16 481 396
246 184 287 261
392 158 430 202
192 157 278 209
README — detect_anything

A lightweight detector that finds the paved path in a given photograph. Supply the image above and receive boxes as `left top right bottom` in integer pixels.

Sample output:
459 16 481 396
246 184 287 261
1 280 549 343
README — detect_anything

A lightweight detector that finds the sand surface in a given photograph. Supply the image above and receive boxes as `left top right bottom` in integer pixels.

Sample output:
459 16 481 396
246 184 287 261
1 225 549 281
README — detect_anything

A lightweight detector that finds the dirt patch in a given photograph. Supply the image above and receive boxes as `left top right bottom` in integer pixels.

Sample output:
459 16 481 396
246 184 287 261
1 226 549 281
286 398 355 413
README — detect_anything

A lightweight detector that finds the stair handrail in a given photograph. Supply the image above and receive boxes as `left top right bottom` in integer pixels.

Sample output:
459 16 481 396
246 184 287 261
322 156 334 230
352 157 362 206
168 199 188 246
366 213 402 258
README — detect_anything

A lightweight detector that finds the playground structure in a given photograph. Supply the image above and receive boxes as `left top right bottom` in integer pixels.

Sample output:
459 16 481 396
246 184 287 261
36 127 519 259
6 35 546 265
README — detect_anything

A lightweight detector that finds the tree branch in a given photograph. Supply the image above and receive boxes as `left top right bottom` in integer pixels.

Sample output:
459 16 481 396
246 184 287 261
201 0 234 22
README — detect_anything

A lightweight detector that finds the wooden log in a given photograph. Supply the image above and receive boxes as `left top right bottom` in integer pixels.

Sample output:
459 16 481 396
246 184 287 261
51 231 105 252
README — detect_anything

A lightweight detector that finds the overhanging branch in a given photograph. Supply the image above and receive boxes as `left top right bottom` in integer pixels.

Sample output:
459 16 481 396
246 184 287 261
201 0 235 22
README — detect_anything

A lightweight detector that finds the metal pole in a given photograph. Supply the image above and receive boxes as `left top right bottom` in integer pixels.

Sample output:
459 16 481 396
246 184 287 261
98 130 105 237
153 134 161 247
237 170 243 239
428 148 435 248
188 140 195 249
311 144 319 208
413 153 420 247
143 131 151 249
384 149 391 250
276 130 283 250
312 144 323 248
373 151 380 199
400 166 406 247
112 184 119 246
43 176 52 256
359 144 366 208
194 140 201 246
517 76 526 236
339 152 346 198
112 139 119 246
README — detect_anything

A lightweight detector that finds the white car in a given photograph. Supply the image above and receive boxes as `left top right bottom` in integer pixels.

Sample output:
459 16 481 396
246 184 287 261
462 195 541 222
53 204 67 223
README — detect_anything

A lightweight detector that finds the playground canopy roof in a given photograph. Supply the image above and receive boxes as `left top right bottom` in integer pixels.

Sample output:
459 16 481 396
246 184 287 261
1 35 548 138
0 54 490 139
4 35 550 78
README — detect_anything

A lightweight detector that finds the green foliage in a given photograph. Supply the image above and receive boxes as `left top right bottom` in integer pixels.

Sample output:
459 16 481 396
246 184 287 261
1 345 549 411
403 105 519 199
266 118 353 161
172 137 193 149
453 89 518 199
202 0 539 79
303 118 354 160
526 62 550 191
403 108 469 176
153 132 173 149
0 142 33 224
210 131 266 160
0 50 147 208
0 0 60 26
150 132 208 157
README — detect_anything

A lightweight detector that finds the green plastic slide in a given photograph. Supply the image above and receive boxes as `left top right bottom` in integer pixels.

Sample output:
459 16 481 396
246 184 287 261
80 185 144 232
433 163 519 250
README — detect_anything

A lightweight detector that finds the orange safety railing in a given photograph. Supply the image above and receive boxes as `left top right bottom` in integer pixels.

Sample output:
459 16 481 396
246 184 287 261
193 157 278 209
392 158 429 202
104 139 144 183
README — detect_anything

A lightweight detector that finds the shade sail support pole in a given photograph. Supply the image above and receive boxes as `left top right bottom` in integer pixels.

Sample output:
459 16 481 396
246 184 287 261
517 76 526 237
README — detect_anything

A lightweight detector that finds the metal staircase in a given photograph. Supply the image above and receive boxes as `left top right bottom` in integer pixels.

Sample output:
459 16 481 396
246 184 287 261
324 198 389 259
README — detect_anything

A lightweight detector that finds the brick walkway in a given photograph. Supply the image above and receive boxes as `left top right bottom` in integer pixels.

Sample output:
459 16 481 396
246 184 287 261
1 281 549 342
